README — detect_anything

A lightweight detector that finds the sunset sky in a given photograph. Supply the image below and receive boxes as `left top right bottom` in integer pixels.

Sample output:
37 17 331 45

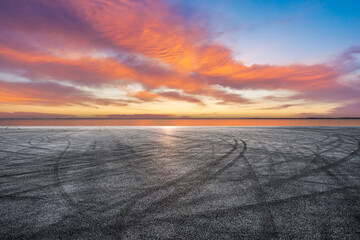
0 0 359 118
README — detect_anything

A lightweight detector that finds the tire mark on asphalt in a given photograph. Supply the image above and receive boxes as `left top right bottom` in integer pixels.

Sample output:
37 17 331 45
108 138 243 236
51 136 72 203
49 134 121 239
241 144 278 238
132 187 358 225
47 131 237 238
258 130 346 189
0 149 40 156
290 134 347 190
298 133 344 174
0 140 53 152
263 138 360 190
3 127 359 239
129 186 358 227
308 134 349 188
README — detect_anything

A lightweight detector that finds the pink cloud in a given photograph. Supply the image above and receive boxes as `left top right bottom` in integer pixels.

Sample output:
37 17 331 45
99 114 173 119
0 112 77 118
0 0 359 116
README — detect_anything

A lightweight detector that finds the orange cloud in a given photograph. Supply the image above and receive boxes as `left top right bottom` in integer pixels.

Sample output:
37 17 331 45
0 112 76 118
131 90 203 105
70 0 340 91
71 0 203 72
0 0 359 117
0 47 136 85
99 114 173 119
131 91 158 101
0 81 130 106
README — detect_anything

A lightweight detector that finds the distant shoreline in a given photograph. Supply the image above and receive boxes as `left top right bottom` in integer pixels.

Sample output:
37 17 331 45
1 117 360 120
1 118 360 127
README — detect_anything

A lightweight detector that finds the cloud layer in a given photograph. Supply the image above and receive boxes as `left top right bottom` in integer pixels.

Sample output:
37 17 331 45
0 0 359 117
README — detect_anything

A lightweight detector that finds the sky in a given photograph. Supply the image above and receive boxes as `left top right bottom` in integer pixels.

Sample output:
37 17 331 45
0 0 359 118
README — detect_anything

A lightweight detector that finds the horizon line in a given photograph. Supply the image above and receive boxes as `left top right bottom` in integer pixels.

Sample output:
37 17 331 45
1 117 360 120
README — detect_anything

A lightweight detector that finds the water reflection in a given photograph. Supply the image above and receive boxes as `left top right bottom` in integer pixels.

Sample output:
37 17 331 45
162 126 176 133
0 119 359 126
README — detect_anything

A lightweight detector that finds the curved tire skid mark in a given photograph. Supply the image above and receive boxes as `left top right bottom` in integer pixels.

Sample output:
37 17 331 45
138 185 357 226
51 136 72 203
305 134 350 188
263 138 360 190
102 136 237 210
108 139 242 236
0 137 52 152
297 133 344 174
241 144 278 238
0 133 50 156
51 137 97 232
75 130 236 237
50 134 121 239
260 131 343 188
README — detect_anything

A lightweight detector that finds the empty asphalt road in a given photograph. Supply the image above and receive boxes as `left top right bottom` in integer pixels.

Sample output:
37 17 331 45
1 127 359 239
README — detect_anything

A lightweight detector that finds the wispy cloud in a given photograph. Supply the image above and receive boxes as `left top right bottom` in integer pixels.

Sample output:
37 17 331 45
0 112 77 118
0 0 359 117
98 114 173 119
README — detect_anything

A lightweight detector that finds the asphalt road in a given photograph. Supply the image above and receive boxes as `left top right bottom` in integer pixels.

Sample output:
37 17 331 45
0 127 359 239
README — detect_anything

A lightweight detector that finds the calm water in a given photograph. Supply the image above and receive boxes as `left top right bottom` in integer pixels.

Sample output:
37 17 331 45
0 119 359 126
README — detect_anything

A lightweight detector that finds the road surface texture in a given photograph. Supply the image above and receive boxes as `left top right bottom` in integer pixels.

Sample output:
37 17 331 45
1 127 359 239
